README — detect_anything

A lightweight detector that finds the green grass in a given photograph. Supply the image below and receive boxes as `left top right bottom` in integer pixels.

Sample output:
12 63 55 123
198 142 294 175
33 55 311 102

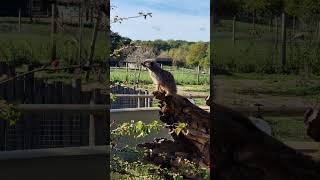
265 116 312 142
0 23 108 65
217 73 320 99
111 67 210 86
214 19 320 74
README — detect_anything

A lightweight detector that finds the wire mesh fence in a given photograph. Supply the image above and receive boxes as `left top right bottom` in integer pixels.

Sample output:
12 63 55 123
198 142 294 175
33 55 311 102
0 2 108 67
214 14 320 75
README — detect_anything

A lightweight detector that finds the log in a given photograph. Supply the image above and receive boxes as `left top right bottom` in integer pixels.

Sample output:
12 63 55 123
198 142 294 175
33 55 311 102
212 101 320 180
138 91 210 178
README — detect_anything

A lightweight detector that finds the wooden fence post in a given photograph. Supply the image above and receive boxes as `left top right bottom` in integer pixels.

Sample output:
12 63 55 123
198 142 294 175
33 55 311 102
90 7 93 25
232 16 236 44
281 13 287 71
137 92 140 108
144 90 148 107
125 63 129 82
275 17 279 49
137 65 142 86
293 16 296 35
85 10 102 82
51 3 57 61
61 11 64 25
269 18 272 32
18 8 21 32
62 83 72 146
318 21 320 41
89 89 96 146
29 0 33 23
197 65 200 85
252 11 256 30
78 1 83 65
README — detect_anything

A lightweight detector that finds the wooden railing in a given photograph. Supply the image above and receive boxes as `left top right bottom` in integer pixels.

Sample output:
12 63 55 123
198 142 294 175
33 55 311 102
111 94 208 108
233 105 308 117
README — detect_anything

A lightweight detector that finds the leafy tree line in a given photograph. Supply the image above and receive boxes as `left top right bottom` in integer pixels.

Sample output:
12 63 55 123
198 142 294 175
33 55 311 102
215 0 320 25
112 31 209 68
159 42 209 68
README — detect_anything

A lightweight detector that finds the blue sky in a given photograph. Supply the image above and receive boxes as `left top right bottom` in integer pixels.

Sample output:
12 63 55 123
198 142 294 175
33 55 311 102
110 0 210 42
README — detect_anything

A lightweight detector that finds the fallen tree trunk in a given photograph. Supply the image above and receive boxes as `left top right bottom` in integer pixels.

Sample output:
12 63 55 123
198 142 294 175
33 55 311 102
212 101 320 180
138 91 210 177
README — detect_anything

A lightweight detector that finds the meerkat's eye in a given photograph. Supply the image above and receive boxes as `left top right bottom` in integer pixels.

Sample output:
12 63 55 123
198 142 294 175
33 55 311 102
150 62 154 66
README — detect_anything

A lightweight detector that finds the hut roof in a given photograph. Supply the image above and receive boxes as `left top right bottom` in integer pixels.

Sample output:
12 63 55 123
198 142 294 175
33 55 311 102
123 57 173 63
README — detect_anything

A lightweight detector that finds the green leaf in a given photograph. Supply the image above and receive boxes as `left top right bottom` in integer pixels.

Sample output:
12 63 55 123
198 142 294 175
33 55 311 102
175 127 182 135
135 121 143 132
175 122 186 135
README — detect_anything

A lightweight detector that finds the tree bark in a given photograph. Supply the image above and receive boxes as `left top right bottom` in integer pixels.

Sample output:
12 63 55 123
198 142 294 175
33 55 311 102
211 101 320 180
138 91 210 177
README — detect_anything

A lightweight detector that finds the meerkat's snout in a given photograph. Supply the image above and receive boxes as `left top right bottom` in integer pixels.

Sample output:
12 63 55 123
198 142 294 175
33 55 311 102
141 61 154 68
141 61 149 67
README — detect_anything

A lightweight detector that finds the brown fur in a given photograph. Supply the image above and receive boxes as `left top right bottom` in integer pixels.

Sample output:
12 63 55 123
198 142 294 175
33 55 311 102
141 60 177 96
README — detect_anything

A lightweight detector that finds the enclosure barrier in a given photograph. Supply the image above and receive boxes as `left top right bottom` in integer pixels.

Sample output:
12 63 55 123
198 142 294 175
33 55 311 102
111 94 209 109
0 104 109 179
0 103 317 179
0 145 109 179
234 105 308 117
236 105 320 158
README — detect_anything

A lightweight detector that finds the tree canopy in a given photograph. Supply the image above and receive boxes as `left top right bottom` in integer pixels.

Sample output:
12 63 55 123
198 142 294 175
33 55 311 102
111 32 209 68
215 0 320 23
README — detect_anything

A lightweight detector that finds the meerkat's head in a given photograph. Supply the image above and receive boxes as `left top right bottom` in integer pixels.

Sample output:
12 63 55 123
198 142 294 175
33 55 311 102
141 59 161 71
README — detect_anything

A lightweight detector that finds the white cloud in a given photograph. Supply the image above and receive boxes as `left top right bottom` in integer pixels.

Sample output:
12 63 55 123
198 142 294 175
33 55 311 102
110 3 209 41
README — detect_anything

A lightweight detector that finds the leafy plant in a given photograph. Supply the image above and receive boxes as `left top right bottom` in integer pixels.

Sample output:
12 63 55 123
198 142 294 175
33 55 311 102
0 99 20 126
110 120 209 179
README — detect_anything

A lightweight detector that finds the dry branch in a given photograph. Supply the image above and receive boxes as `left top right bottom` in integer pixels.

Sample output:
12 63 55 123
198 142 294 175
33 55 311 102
0 64 102 85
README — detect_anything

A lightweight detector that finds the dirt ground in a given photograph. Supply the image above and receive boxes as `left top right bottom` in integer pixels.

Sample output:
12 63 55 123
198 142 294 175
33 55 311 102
214 76 319 108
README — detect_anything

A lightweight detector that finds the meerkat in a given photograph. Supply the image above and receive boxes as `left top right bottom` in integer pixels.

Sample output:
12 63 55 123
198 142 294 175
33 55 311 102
141 59 177 96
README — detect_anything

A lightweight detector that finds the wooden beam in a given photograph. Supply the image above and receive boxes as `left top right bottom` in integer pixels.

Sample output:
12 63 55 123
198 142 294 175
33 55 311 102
0 146 109 160
234 105 307 117
16 104 110 112
110 94 208 99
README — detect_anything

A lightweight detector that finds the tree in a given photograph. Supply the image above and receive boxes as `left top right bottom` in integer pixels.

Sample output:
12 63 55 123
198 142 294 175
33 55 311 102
284 0 300 17
300 0 320 24
111 31 132 52
186 42 208 67
214 0 244 17
200 44 210 68
125 46 156 64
